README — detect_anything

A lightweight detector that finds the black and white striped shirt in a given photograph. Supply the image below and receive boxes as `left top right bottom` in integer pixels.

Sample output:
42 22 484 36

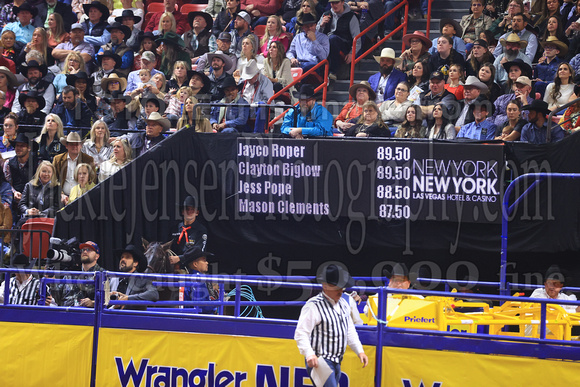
295 292 364 364
0 276 45 305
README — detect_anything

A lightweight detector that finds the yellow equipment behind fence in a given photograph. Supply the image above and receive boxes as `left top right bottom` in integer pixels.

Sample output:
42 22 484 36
364 291 580 341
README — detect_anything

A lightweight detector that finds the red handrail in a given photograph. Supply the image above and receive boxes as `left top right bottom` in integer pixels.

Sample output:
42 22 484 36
267 59 329 130
349 0 409 95
426 0 433 38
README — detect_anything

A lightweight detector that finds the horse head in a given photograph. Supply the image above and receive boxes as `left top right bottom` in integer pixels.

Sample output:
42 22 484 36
143 239 174 273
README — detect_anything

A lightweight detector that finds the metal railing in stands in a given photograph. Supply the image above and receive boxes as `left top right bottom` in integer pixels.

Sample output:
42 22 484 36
547 95 580 141
426 0 433 38
349 0 409 93
266 60 330 131
0 228 52 261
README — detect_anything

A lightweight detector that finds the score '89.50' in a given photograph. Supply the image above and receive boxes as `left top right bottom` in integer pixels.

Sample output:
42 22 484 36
376 146 411 161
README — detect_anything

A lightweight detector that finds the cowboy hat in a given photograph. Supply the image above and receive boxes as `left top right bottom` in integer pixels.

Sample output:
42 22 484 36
145 111 171 131
97 50 122 69
297 84 321 100
0 66 17 88
540 36 568 58
13 2 38 17
18 90 45 110
240 59 260 81
297 13 317 26
20 60 48 78
138 31 157 45
349 81 376 101
207 50 233 73
190 70 211 94
373 47 401 66
10 253 34 268
502 58 532 78
440 18 463 37
82 1 110 20
463 75 488 92
100 73 127 92
141 95 166 115
522 99 551 116
402 30 432 48
545 264 567 283
66 71 94 88
10 132 39 151
181 246 214 267
188 11 213 31
500 33 528 49
316 263 355 289
179 195 199 210
114 244 147 273
468 97 495 115
115 9 142 24
218 75 241 91
60 131 82 146
383 263 409 280
156 31 185 47
106 22 132 40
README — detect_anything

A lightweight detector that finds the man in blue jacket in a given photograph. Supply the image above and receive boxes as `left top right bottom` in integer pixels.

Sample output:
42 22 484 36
368 47 407 102
210 77 249 133
182 246 217 314
281 84 333 138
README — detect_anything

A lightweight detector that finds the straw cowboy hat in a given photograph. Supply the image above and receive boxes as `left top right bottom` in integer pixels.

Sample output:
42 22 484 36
145 111 171 131
500 33 528 49
100 73 127 92
373 47 401 66
402 30 432 48
349 81 377 101
60 131 83 146
0 66 17 88
540 36 568 58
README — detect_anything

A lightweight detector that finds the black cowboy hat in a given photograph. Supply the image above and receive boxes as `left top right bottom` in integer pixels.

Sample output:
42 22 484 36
440 17 462 37
103 90 131 104
316 263 355 288
115 9 142 24
178 195 199 210
66 71 94 88
297 84 321 100
189 70 211 94
545 264 567 283
106 22 132 40
141 95 166 115
522 99 551 116
297 13 317 26
114 244 147 273
20 60 48 78
502 58 532 78
383 263 409 280
217 75 241 91
10 132 39 151
188 11 213 31
13 2 38 18
10 253 35 268
156 31 185 47
181 246 214 267
18 90 46 110
97 50 122 69
138 31 157 45
83 1 110 20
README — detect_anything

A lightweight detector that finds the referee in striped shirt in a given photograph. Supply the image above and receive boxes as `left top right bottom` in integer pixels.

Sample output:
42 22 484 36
295 264 369 386
0 254 53 306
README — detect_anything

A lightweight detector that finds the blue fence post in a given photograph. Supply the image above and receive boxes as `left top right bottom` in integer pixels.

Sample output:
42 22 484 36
234 281 241 317
539 302 547 340
90 271 103 387
218 283 225 315
374 286 386 387
39 277 47 306
3 272 9 305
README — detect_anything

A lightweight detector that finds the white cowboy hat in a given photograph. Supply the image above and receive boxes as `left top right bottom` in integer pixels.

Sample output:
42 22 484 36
463 75 488 93
373 47 401 66
240 59 260 81
145 111 171 131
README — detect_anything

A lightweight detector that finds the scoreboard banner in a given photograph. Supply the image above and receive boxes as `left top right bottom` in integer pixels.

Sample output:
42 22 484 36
237 138 504 223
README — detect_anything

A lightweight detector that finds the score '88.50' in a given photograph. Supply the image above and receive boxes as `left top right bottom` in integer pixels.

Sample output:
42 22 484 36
376 146 411 161
379 204 411 219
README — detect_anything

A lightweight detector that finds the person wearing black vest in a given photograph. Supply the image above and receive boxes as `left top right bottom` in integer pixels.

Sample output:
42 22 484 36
317 0 361 80
97 22 134 78
3 132 38 220
183 11 216 65
12 61 56 115
102 91 137 136
82 1 111 53
295 264 368 386
169 195 208 262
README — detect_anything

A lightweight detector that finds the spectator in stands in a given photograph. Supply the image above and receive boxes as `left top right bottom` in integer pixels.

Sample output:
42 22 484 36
38 0 75 35
234 35 259 82
67 71 97 119
529 265 580 313
0 91 9 122
156 31 191 79
239 60 273 133
489 0 524 38
157 11 179 38
12 60 56 115
259 15 290 57
1 2 35 45
385 263 411 290
399 31 431 75
103 91 136 134
131 73 166 108
457 102 496 140
445 64 465 100
407 61 429 99
205 0 227 18
53 130 95 204
230 11 256 58
110 0 144 30
53 52 86 94
96 22 134 78
15 27 55 67
58 240 104 307
454 75 490 130
97 74 127 119
98 138 132 182
110 244 159 310
262 41 293 96
541 17 568 61
0 30 18 65
286 0 320 34
92 51 123 97
520 99 566 143
479 29 498 54
82 120 112 168
182 246 217 314
184 11 217 64
559 87 580 134
125 51 161 95
166 61 191 95
317 0 360 80
0 112 17 153
136 96 165 130
214 0 240 38
335 81 375 132
494 35 531 85
536 36 567 88
51 86 94 128
494 12 538 62
494 98 525 140
280 0 305 24
429 19 466 58
503 59 533 95
344 101 391 137
533 0 561 32
0 0 25 29
394 105 426 138
478 62 502 101
168 195 208 259
45 14 71 50
68 162 95 203
241 0 281 28
349 0 383 53
210 77 249 133
281 84 333 137
428 35 465 76
115 10 141 52
52 23 95 73
19 160 61 218
145 0 189 35
81 1 111 52
4 132 38 207
0 66 17 110
127 111 169 157
208 51 235 101
368 48 407 103
133 32 160 71
379 81 412 127
426 102 456 139
286 13 329 72
491 75 533 126
17 91 47 126
0 254 53 305
164 86 192 126
416 71 457 128
461 0 494 43
196 32 237 74
544 62 575 111
466 39 494 77
176 96 211 132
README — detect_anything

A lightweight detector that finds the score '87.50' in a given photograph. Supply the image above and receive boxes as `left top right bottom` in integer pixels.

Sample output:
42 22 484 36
379 204 411 219
376 146 411 161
